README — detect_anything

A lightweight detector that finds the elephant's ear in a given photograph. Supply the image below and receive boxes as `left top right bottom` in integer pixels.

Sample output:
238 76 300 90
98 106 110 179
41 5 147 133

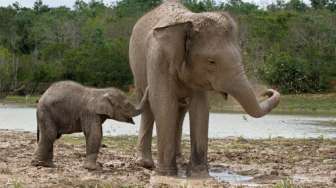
152 21 193 73
89 94 114 118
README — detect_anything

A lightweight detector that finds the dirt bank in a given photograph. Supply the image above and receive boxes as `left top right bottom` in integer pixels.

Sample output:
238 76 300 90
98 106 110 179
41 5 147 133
0 130 335 187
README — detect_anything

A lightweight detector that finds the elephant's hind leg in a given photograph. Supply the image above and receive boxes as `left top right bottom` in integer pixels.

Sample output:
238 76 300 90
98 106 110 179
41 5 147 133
31 115 57 168
136 99 155 169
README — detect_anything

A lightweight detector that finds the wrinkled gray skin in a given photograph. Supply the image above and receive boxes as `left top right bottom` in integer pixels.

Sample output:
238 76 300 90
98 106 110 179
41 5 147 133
129 0 280 176
31 81 148 170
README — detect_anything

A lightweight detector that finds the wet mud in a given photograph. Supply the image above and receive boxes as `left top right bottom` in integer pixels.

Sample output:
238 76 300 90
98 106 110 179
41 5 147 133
0 130 335 187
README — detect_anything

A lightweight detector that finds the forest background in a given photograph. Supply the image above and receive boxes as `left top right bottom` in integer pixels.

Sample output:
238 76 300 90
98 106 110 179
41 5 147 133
0 0 335 96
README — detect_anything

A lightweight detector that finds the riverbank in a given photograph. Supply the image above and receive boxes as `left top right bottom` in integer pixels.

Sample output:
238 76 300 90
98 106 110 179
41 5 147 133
0 130 335 187
0 95 39 108
1 92 336 115
209 92 336 115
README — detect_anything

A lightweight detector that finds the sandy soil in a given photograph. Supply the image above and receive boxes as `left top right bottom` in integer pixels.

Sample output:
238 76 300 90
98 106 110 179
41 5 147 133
0 130 335 187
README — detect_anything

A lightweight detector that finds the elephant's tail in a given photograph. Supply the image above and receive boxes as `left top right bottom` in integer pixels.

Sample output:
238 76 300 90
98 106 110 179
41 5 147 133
36 110 40 143
36 122 39 142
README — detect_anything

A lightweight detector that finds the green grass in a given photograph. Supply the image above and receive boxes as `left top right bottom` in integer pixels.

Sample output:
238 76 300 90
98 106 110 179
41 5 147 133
274 93 336 115
0 95 39 107
61 135 85 145
1 92 336 115
61 135 139 152
273 178 298 188
11 179 23 188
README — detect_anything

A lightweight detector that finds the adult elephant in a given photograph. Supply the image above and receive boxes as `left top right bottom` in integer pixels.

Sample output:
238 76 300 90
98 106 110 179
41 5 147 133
129 0 280 176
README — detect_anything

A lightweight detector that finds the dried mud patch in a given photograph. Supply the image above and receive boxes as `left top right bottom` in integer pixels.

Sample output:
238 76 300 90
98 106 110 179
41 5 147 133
0 130 335 187
0 130 150 187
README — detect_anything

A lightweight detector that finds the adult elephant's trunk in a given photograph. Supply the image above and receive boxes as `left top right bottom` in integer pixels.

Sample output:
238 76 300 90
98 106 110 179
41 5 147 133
226 75 280 118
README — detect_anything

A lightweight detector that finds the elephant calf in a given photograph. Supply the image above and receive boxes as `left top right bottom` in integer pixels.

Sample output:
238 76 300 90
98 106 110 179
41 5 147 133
31 81 148 170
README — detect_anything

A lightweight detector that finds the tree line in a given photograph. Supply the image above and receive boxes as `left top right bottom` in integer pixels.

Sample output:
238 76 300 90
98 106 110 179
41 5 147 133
0 0 335 96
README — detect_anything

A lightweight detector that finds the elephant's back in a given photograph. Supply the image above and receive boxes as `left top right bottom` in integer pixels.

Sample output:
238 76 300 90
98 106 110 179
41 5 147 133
38 81 85 111
129 5 161 91
129 3 166 77
129 1 189 90
130 1 189 51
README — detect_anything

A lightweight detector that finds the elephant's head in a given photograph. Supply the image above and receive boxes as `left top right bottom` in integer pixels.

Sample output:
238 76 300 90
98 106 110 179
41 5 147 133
153 11 280 118
91 88 148 123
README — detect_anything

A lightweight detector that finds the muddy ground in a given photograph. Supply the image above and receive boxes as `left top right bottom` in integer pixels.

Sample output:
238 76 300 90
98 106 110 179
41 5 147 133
0 130 335 188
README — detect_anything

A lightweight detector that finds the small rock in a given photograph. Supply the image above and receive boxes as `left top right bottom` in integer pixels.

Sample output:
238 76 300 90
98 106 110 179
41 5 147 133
0 142 10 149
332 177 336 183
104 162 114 168
270 170 279 176
318 146 336 154
322 159 334 164
330 171 336 176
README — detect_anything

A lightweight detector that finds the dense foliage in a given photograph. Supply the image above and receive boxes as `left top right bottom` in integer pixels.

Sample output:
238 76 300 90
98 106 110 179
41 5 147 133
0 0 335 95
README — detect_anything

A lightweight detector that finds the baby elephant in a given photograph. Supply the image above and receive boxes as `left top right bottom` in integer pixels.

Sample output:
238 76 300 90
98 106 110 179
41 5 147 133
31 81 148 170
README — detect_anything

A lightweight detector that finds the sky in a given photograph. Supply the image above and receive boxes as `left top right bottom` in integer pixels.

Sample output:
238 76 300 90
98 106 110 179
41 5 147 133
0 0 311 8
0 0 114 8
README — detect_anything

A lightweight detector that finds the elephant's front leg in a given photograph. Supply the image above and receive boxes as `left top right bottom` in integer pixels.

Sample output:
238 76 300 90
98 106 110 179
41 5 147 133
187 91 209 177
151 95 180 176
83 119 103 170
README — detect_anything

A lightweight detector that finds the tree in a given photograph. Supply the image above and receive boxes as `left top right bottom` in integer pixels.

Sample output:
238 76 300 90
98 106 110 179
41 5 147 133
267 0 287 11
33 0 49 14
327 0 336 11
286 0 308 11
0 0 335 95
222 0 259 14
310 0 328 9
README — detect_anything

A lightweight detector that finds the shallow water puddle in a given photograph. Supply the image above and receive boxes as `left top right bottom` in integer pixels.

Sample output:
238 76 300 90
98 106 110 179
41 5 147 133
149 174 220 187
209 167 253 184
149 167 255 187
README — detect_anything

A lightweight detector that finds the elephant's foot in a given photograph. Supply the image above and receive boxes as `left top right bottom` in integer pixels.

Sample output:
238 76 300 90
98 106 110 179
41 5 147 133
186 163 209 178
155 166 178 176
83 161 102 171
135 151 155 169
31 159 55 168
135 156 155 169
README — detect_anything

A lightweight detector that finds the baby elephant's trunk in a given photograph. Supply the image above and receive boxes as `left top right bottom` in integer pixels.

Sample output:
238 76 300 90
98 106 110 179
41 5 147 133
132 87 149 116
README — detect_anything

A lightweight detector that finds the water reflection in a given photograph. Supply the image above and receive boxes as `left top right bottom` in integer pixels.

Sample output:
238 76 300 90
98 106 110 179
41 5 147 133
209 167 253 184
